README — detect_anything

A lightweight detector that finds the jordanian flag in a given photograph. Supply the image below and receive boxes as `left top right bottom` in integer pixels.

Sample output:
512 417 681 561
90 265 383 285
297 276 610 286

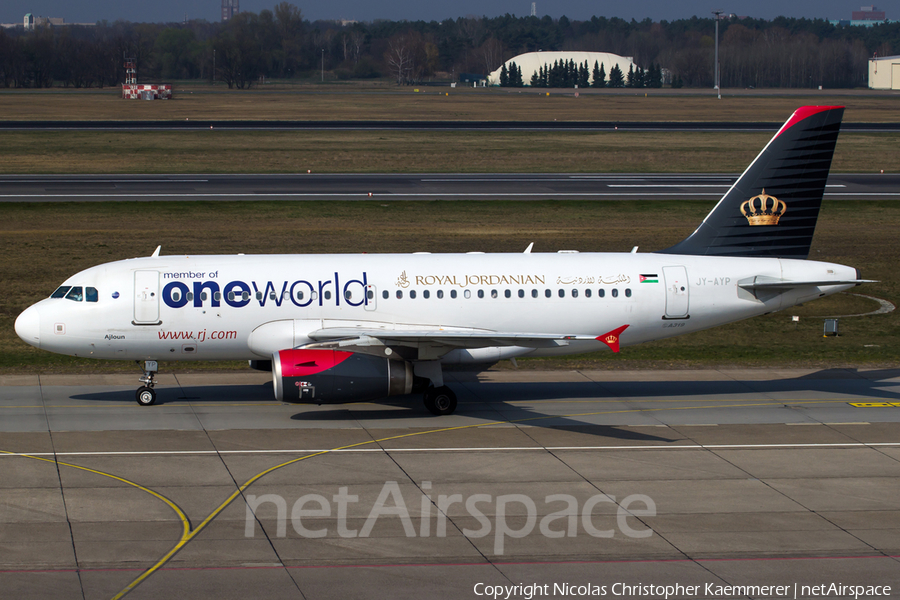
639 274 659 283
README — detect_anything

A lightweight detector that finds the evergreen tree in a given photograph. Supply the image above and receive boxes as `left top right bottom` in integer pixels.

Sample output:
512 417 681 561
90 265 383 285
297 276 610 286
500 63 508 87
596 63 606 88
637 66 645 88
649 63 662 88
579 61 589 87
514 62 523 87
608 64 624 88
531 70 539 87
626 64 635 88
591 61 602 88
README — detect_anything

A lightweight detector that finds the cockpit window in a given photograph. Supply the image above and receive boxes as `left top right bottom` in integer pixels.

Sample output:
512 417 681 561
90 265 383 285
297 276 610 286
65 286 84 302
51 286 71 299
86 287 99 302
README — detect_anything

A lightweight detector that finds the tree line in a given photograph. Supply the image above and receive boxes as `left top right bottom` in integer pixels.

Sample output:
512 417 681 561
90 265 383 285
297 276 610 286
0 4 896 89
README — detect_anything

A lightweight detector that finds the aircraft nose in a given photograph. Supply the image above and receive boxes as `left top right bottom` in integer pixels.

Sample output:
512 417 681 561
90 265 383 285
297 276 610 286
15 305 41 348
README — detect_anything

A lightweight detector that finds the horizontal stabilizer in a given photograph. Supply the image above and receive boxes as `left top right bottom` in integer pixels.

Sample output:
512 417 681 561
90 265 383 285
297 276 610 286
738 278 874 290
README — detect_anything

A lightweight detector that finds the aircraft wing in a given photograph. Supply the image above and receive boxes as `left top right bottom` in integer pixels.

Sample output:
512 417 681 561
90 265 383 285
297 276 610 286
307 327 597 349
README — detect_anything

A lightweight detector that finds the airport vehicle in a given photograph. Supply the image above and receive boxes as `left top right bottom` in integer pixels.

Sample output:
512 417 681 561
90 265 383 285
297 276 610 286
15 106 867 415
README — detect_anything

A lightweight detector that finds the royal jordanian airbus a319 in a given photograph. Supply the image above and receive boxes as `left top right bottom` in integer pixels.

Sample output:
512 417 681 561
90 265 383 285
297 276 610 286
15 106 869 415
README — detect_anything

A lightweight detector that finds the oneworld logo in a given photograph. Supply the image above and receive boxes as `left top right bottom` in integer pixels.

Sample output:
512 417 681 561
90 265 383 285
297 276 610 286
162 271 369 309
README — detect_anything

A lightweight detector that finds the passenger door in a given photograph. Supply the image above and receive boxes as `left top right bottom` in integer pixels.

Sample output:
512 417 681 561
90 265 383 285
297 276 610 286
133 270 161 325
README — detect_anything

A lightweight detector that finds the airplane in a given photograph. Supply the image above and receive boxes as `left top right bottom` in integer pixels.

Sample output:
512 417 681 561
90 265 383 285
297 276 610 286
15 106 869 416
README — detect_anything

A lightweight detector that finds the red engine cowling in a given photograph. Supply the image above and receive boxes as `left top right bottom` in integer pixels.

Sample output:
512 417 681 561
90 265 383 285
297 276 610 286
272 349 419 404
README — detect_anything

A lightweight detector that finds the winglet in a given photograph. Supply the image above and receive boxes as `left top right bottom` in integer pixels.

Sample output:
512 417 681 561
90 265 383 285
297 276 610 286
151 245 161 258
596 325 629 353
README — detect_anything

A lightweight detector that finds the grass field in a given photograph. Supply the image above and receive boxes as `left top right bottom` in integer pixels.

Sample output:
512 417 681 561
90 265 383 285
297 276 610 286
2 200 897 373
0 131 897 174
1 86 899 122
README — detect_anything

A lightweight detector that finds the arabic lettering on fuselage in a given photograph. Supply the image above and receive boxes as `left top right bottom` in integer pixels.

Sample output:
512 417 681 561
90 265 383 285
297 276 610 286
556 275 631 285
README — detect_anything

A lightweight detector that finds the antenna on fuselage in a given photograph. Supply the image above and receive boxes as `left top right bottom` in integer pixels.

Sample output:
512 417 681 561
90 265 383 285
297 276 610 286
524 243 534 254
151 246 161 258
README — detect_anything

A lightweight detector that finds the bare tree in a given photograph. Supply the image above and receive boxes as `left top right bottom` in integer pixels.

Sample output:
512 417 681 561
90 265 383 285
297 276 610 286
475 37 503 75
385 34 413 84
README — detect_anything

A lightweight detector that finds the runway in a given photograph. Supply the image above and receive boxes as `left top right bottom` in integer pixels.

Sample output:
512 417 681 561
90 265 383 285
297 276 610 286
1 173 899 202
1 368 899 599
1 120 899 132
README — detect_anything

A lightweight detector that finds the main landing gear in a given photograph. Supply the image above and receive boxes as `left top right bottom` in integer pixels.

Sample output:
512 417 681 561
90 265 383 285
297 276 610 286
135 360 158 406
423 385 457 416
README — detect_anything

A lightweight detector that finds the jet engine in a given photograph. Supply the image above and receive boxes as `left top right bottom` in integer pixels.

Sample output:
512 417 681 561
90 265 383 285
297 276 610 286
272 348 426 403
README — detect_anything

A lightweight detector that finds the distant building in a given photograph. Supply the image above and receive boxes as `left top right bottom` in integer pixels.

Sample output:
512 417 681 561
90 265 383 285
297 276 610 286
830 5 891 27
222 0 239 22
487 51 634 87
869 54 900 89
852 5 886 20
19 13 94 29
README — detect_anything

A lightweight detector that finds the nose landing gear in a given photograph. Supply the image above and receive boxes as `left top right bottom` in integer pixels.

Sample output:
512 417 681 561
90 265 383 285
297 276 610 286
135 360 158 406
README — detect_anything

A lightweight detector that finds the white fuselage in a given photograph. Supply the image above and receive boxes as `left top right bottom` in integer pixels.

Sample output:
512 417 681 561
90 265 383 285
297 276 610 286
16 251 858 363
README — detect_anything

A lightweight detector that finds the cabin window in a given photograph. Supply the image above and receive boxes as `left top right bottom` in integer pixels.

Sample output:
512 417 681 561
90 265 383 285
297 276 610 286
518 289 524 298
410 290 417 299
324 291 332 300
65 287 83 302
598 289 605 298
382 290 389 299
532 289 538 298
214 292 221 302
396 290 403 299
612 289 619 298
464 290 471 299
545 289 551 298
625 288 632 298
345 290 353 300
558 289 565 298
242 292 249 301
423 290 430 299
572 289 579 298
297 290 305 300
490 289 498 299
186 292 193 301
256 292 263 300
505 290 512 298
171 290 181 302
437 290 444 299
367 290 374 300
451 290 458 299
585 289 592 298
228 292 235 301
201 292 208 301
51 286 71 299
269 292 277 300
477 290 485 299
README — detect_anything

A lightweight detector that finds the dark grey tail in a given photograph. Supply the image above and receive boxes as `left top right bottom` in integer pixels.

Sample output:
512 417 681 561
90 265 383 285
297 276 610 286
659 106 844 260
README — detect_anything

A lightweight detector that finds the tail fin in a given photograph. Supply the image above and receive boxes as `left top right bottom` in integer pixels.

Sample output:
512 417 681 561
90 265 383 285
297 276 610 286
660 106 844 259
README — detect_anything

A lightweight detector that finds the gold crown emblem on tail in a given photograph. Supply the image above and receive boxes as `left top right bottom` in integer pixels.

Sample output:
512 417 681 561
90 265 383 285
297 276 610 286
604 334 619 345
740 189 786 226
